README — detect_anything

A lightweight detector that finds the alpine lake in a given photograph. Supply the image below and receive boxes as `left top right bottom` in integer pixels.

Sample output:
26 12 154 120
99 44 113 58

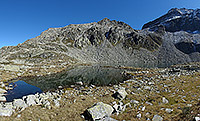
5 65 133 101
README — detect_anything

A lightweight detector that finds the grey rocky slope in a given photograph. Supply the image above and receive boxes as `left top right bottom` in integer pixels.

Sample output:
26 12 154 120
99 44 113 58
143 8 200 56
0 10 200 70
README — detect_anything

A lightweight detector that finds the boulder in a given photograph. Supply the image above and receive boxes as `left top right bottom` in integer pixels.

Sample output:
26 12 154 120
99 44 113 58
0 96 6 102
0 107 13 117
112 87 127 100
25 95 37 106
84 102 114 120
13 99 28 111
0 88 7 93
152 114 163 121
195 116 200 121
0 103 13 116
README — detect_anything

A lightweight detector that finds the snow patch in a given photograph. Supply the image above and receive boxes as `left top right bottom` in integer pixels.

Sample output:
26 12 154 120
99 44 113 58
192 30 200 34
165 16 181 22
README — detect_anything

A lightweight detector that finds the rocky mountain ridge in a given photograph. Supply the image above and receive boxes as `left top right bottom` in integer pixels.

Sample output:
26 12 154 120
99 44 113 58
143 8 200 33
0 8 200 74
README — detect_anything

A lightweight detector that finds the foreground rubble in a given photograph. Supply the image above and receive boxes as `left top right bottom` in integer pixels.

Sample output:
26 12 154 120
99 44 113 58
0 65 199 120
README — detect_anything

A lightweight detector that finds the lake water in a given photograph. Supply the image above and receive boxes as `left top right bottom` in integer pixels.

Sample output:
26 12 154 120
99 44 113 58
5 80 42 102
20 65 129 91
6 65 130 101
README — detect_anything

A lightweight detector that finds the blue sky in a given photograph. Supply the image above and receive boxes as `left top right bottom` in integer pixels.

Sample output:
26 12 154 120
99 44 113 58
0 0 200 48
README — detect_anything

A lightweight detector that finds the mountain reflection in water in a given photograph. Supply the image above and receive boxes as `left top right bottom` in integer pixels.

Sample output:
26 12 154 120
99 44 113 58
20 65 129 91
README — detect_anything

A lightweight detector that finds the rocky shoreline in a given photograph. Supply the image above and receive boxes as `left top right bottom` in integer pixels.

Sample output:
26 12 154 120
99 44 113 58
0 65 199 120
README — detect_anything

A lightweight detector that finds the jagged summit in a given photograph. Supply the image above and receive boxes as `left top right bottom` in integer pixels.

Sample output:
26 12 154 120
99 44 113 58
98 18 111 24
168 8 196 15
142 8 200 33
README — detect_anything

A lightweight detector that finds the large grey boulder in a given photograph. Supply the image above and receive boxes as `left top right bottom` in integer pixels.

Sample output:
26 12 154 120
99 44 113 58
25 95 37 106
84 102 114 120
0 107 13 117
0 103 13 116
13 99 28 111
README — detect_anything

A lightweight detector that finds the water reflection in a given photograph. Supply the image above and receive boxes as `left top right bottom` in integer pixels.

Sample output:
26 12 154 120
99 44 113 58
20 65 129 91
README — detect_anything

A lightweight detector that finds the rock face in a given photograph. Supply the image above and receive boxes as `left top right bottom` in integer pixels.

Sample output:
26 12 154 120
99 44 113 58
0 8 200 69
142 8 200 59
143 8 200 33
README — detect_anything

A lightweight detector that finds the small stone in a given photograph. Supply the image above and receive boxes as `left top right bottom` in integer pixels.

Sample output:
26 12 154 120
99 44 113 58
0 88 7 93
137 113 142 119
144 86 151 90
17 114 21 118
195 116 200 121
76 81 83 85
0 96 6 102
145 112 150 116
148 82 155 85
113 104 119 112
58 86 62 89
162 97 169 104
146 118 151 120
142 106 146 111
1 83 5 88
146 101 153 105
152 114 163 121
54 100 60 107
187 104 192 107
42 100 51 109
165 108 173 113
70 85 75 88
130 100 139 104
112 87 127 100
